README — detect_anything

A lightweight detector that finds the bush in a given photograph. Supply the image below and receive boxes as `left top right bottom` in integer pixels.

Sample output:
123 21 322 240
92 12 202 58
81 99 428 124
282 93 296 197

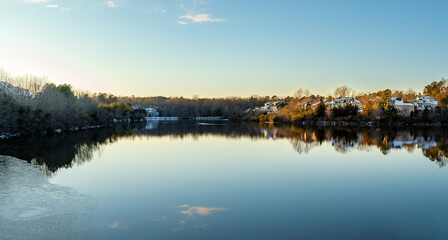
314 102 326 119
331 105 359 119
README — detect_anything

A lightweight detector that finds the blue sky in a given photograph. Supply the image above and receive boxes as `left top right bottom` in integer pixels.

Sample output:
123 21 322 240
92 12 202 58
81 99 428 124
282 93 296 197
0 0 447 97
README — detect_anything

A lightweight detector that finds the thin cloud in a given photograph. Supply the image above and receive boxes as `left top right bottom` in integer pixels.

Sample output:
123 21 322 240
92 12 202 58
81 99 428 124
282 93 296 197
193 0 208 4
104 1 115 8
177 21 188 25
179 13 226 23
45 4 58 8
152 6 167 13
26 0 53 3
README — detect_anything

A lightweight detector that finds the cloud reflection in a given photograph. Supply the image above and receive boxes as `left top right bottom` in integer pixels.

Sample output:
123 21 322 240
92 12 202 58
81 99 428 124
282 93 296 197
179 205 226 217
108 221 130 229
109 221 120 229
172 205 226 232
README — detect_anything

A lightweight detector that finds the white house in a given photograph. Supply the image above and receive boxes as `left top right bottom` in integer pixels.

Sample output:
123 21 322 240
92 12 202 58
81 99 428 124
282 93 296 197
0 81 32 100
261 101 285 114
414 96 438 111
144 107 160 117
389 97 415 117
324 97 364 112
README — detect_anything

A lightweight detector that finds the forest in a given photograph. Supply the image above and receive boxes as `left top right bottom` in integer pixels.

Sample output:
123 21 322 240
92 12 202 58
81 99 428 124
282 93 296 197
118 95 269 118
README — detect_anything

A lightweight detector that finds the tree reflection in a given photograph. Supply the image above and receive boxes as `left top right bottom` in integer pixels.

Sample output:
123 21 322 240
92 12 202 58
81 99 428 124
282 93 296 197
282 125 448 167
0 121 447 174
0 129 117 176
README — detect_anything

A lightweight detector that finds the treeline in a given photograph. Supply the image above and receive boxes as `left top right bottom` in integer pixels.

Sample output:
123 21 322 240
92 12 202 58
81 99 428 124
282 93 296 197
118 95 270 118
2 66 448 138
0 74 111 136
249 79 448 124
0 70 145 137
94 93 147 120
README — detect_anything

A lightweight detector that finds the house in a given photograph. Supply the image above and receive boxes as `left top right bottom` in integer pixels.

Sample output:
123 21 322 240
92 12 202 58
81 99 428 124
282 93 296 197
309 100 323 109
132 105 160 117
414 96 437 111
324 97 364 112
262 101 286 114
144 107 160 117
0 81 32 100
389 97 414 117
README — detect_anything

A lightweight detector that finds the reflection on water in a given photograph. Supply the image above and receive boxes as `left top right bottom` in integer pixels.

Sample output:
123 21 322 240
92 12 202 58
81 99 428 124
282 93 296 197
179 205 227 217
2 121 448 240
0 121 447 175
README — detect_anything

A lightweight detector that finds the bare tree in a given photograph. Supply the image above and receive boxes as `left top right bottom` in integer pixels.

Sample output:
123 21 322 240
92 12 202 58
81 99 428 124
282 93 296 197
0 68 11 82
294 88 310 101
403 88 417 103
334 86 353 98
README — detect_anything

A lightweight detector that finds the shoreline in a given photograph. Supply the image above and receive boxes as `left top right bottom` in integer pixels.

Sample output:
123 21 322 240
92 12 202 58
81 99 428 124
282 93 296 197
0 124 113 140
2 118 447 141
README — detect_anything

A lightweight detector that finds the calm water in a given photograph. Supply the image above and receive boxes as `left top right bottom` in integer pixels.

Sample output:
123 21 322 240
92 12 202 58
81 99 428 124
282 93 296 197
1 121 448 240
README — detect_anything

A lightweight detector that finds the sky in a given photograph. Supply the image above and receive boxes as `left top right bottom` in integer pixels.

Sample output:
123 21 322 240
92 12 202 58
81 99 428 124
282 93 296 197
0 0 447 97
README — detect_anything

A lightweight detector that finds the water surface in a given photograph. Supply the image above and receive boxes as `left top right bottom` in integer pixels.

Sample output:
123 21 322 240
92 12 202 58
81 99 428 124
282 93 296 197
1 121 448 239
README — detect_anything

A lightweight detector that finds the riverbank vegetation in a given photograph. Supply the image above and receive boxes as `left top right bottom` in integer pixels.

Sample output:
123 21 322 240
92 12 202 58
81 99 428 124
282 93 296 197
247 79 448 125
0 69 145 137
118 95 269 119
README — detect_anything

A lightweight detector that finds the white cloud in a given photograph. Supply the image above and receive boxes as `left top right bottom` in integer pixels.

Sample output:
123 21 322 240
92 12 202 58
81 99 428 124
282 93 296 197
104 1 115 8
177 21 188 25
179 13 226 23
45 4 58 8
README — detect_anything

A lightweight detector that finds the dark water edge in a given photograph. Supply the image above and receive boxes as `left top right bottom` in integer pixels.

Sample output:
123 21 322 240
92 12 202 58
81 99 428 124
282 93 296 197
0 121 447 176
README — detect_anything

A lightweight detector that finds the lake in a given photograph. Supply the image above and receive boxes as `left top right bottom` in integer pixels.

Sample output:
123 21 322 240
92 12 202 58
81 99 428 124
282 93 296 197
1 121 448 240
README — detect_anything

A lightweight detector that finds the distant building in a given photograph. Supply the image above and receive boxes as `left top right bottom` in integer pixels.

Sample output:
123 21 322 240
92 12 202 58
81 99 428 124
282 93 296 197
309 100 322 109
260 101 286 114
133 105 161 117
414 96 437 111
0 81 32 100
323 97 364 112
144 107 160 117
389 97 414 117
